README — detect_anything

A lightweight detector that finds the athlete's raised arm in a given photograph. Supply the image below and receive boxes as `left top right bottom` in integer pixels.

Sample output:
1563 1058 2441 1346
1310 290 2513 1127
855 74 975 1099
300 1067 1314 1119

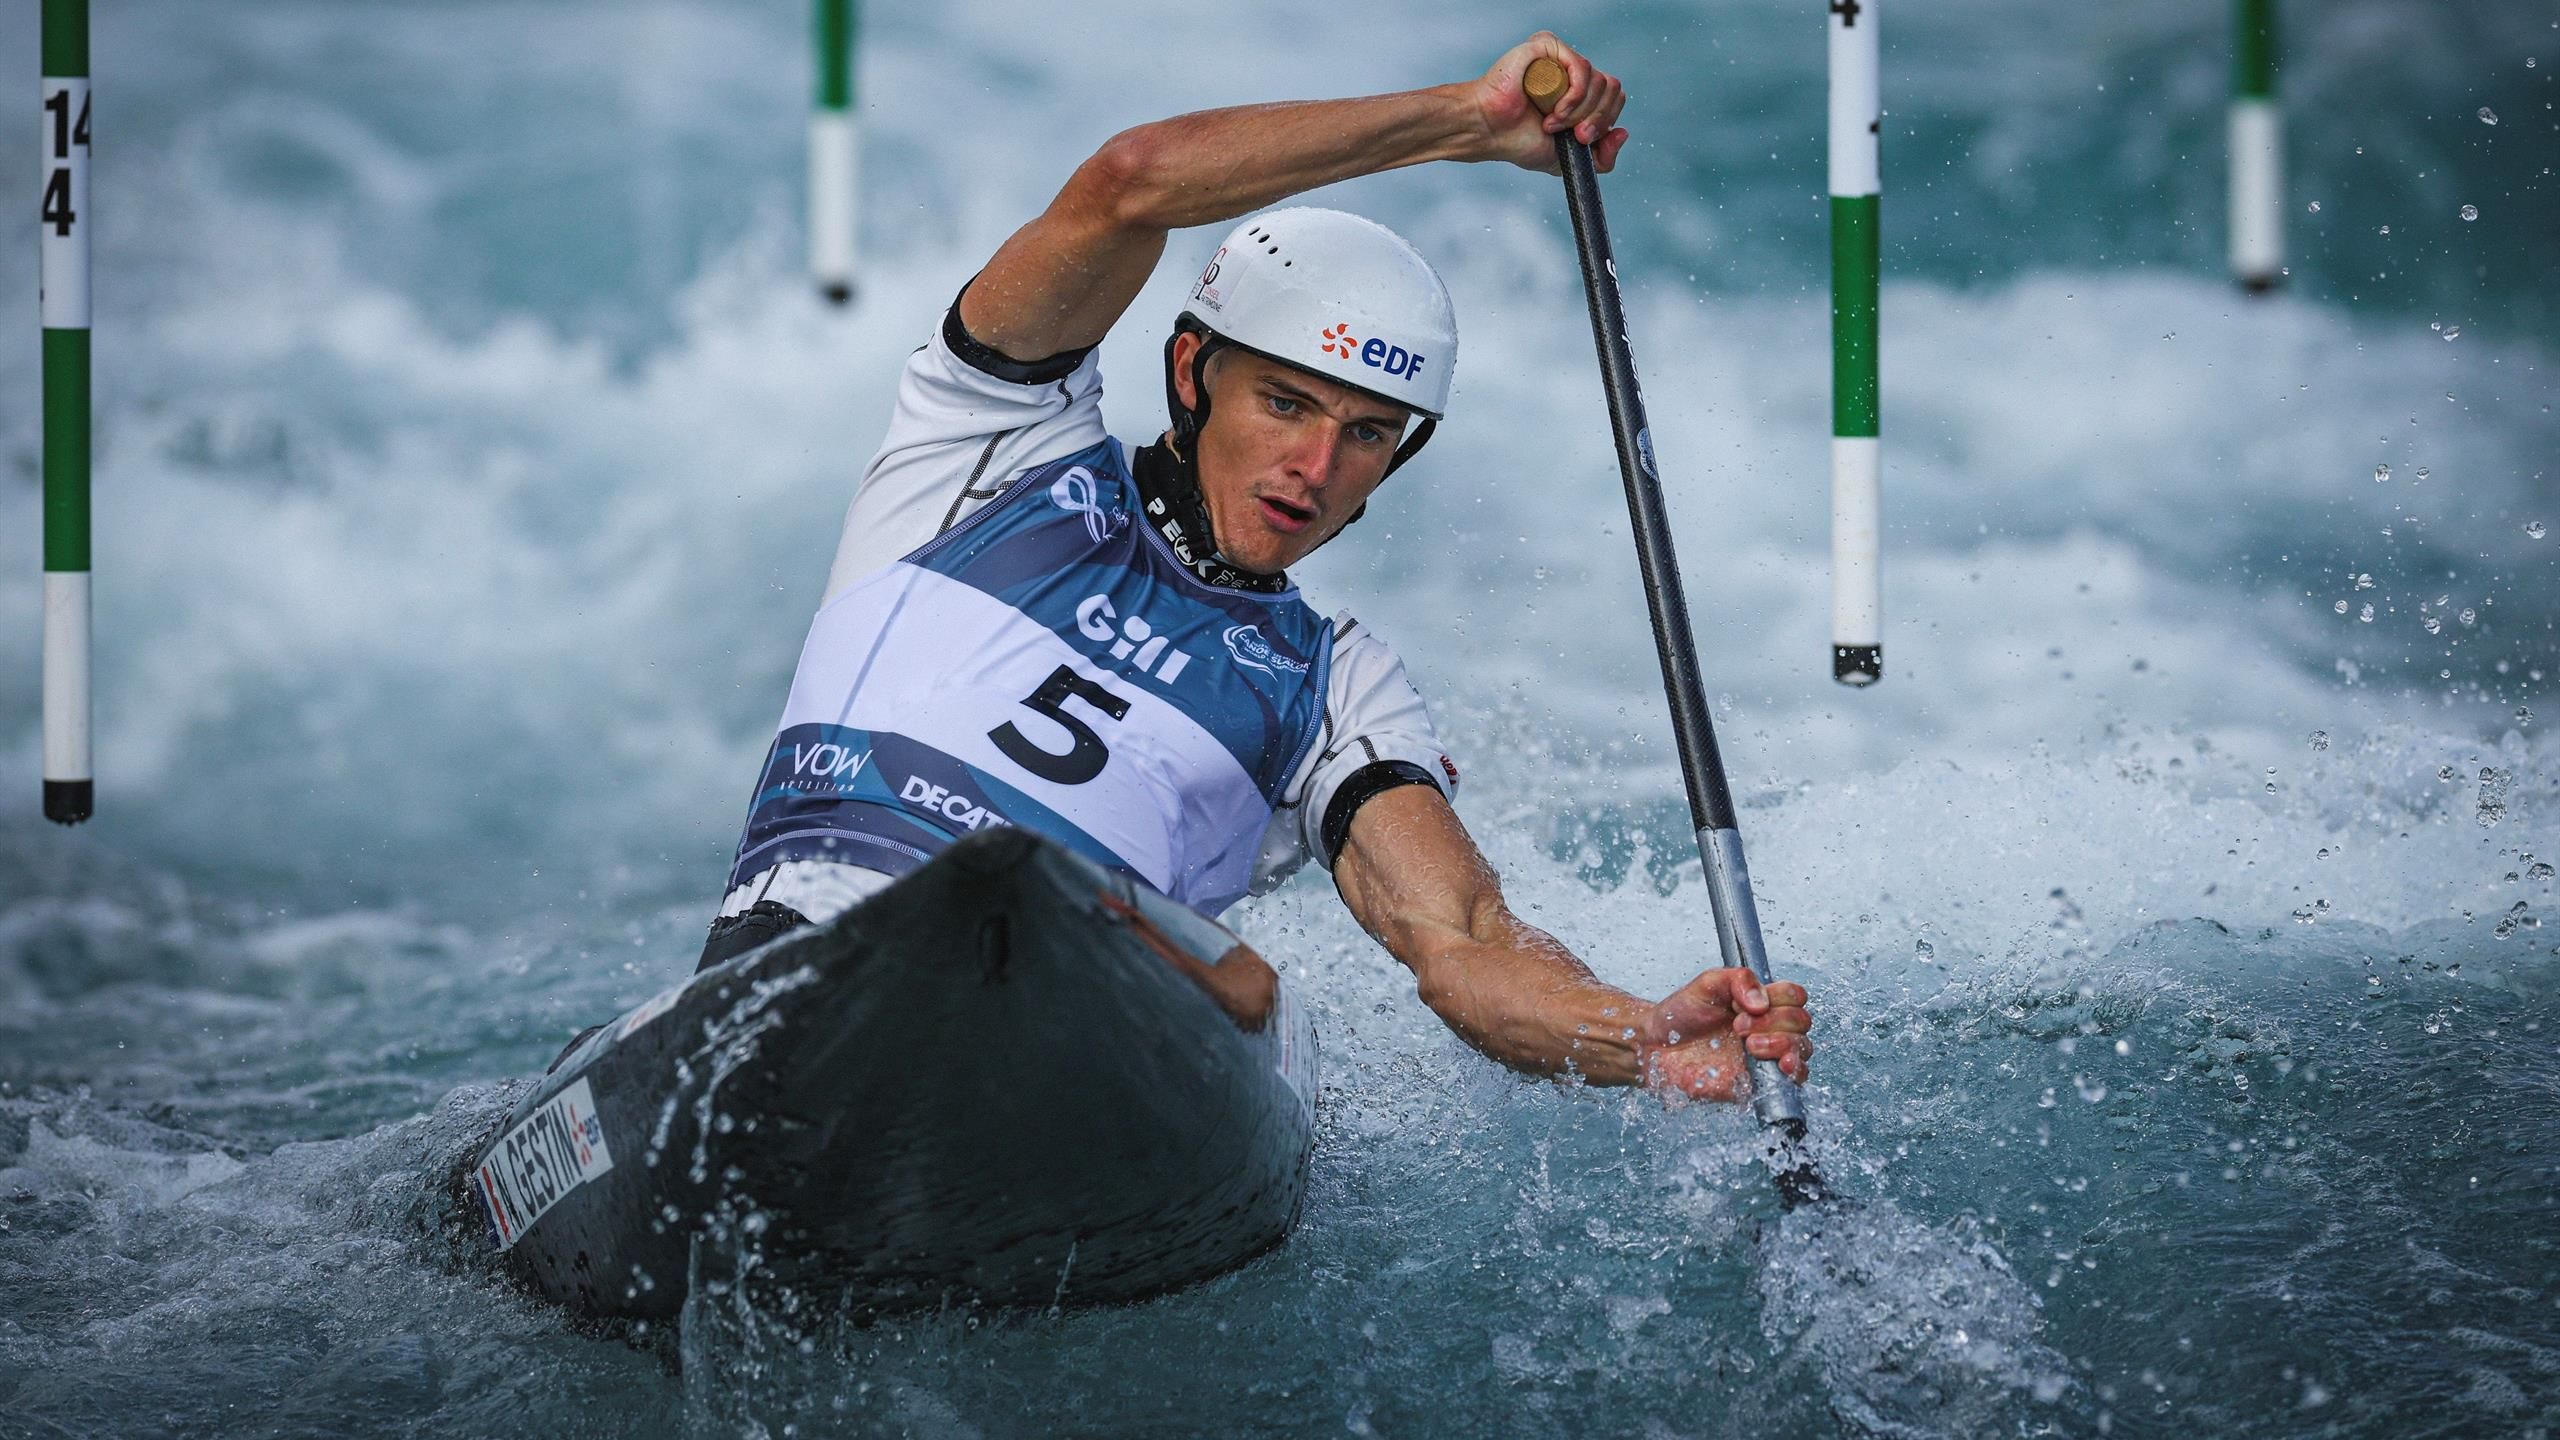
958 32 1628 365
1330 785 1810 1102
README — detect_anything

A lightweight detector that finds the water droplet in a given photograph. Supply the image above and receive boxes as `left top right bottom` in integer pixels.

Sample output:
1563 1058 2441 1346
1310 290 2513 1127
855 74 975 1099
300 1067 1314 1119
2518 706 2535 725
1914 937 1936 962
2424 615 2444 634
2479 767 2513 827
2444 326 2461 340
2378 225 2392 235
2114 1038 2132 1056
2439 765 2459 782
2479 106 2500 125
2374 464 2392 481
2306 199 2323 213
2358 603 2375 623
2460 607 2478 626
2309 730 2330 750
2530 861 2556 881
2416 467 2431 479
2355 573 2375 590
2528 521 2547 539
2075 1075 2108 1103
2529 57 2539 69
2460 203 2480 221
2333 599 2351 614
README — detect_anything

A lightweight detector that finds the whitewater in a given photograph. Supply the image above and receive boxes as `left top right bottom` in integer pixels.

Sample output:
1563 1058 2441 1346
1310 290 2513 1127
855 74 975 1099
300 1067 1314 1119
2 2 2554 1436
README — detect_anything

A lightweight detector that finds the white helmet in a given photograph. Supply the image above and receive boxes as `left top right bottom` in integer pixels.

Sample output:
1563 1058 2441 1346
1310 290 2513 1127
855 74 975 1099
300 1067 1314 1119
1171 210 1456 479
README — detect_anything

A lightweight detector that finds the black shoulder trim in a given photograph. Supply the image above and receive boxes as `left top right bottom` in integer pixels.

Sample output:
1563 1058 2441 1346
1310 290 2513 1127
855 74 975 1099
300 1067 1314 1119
943 283 1095 386
1322 760 1441 868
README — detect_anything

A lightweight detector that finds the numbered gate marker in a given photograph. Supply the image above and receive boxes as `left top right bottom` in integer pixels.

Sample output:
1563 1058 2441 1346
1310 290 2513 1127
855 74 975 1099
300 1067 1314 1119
41 0 93 823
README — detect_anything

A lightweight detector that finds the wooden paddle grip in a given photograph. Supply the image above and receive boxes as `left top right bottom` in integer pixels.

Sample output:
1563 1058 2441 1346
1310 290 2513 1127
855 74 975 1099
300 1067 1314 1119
1523 57 1567 115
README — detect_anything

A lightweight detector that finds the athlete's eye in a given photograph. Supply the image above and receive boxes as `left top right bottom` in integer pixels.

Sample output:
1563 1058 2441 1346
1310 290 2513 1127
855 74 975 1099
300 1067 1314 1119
1350 422 1387 445
1266 393 1301 417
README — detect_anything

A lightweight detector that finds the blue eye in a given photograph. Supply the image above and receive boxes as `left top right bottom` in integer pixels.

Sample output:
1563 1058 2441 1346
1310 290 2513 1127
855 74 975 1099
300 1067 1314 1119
1351 424 1386 445
1267 394 1300 416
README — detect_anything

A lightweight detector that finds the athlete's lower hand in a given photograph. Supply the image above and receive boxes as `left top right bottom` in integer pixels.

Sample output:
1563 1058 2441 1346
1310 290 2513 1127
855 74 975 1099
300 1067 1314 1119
1636 969 1812 1103
1466 32 1628 174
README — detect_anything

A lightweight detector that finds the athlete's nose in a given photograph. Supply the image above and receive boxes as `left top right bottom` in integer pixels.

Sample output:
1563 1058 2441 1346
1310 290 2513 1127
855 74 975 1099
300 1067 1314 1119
1288 424 1345 494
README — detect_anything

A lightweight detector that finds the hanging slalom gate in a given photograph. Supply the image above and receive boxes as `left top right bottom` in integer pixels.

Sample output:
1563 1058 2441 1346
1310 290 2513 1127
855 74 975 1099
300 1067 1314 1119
41 0 92 823
1828 0 1881 687
2229 0 2282 292
810 0 860 304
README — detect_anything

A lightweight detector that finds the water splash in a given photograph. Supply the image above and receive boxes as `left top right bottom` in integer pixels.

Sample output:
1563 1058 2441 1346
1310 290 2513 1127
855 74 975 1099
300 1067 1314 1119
1757 1196 2073 1438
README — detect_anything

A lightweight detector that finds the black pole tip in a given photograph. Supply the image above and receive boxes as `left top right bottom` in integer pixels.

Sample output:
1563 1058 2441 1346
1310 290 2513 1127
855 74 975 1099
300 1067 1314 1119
820 281 856 307
1832 645 1882 687
2237 273 2282 296
43 779 93 825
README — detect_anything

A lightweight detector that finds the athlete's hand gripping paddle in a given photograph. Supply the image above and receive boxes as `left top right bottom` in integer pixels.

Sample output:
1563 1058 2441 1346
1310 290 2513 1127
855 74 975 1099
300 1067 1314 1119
1523 57 1833 1210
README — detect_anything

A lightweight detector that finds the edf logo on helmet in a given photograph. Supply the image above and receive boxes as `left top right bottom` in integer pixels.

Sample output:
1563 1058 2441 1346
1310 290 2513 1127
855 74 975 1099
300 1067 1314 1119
1316 322 1428 380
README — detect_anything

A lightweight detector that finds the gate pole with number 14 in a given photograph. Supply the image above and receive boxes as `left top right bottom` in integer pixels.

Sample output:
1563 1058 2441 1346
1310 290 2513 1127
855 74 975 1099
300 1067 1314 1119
1521 58 1831 1208
41 0 92 825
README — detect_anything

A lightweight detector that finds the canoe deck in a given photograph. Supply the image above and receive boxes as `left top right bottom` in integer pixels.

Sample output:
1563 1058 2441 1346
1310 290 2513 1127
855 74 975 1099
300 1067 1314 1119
458 828 1316 1322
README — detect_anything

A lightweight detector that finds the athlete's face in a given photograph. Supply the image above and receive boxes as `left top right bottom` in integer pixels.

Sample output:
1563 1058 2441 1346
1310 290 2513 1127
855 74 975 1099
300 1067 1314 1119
1172 332 1412 574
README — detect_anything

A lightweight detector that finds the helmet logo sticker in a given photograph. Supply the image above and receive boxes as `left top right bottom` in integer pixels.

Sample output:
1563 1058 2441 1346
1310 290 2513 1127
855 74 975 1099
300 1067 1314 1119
1355 335 1428 380
1193 247 1228 309
1319 322 1357 358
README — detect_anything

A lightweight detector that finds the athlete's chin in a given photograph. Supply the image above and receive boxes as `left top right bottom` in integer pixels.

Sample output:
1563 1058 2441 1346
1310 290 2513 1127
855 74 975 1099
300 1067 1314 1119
1233 529 1324 574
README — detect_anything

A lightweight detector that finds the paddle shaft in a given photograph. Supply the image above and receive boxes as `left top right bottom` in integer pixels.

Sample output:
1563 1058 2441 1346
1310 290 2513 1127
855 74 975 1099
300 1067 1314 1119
1523 60 1826 1203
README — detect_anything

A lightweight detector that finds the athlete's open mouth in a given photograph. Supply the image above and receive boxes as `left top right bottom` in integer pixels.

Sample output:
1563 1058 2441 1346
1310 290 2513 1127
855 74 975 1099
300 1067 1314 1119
1256 495 1316 531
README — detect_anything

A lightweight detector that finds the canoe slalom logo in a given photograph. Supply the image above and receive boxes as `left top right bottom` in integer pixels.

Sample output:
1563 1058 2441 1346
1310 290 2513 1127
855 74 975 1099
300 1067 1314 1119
1223 624 1308 677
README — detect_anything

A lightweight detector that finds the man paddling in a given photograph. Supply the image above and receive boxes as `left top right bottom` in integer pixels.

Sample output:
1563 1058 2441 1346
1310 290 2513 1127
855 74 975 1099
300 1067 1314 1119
713 33 1812 1103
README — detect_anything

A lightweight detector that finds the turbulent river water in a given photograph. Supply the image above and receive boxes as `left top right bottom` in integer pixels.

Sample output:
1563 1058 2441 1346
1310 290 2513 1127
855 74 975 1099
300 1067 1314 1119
3 2 2555 1436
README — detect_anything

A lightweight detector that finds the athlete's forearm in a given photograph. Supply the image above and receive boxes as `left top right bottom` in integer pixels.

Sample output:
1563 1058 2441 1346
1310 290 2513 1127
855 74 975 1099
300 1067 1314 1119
1405 918 1649 1086
1099 85 1491 233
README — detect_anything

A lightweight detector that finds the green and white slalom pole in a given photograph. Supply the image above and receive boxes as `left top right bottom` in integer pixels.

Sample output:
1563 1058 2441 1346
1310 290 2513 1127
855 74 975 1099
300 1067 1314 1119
1827 0 1882 687
40 0 92 824
809 0 859 305
2229 0 2282 293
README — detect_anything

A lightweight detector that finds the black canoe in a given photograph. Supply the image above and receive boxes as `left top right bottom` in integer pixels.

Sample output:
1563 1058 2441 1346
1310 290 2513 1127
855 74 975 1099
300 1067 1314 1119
457 827 1317 1322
